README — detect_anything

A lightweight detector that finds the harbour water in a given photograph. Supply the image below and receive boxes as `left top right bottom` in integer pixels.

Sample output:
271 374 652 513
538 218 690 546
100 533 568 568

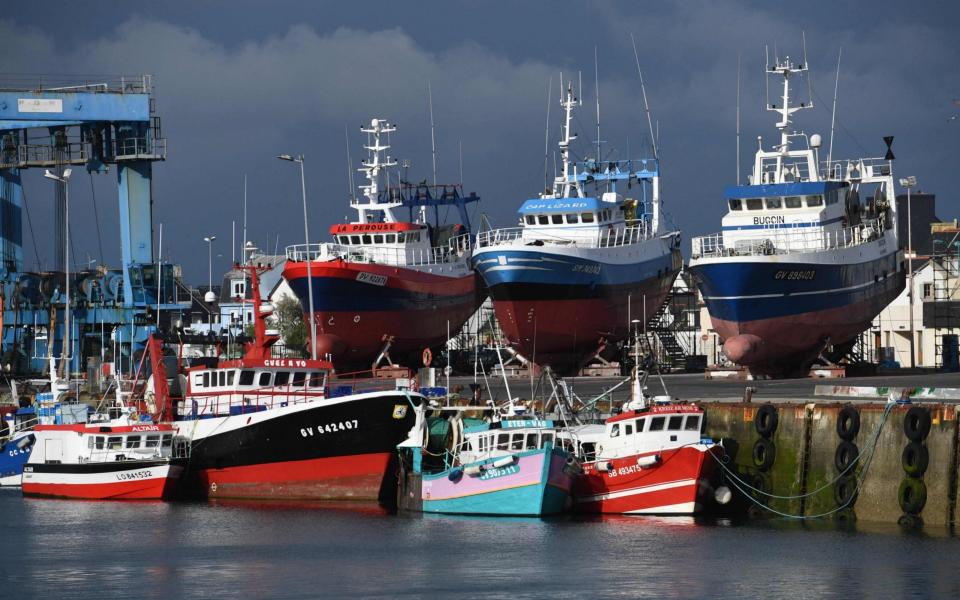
3 490 956 599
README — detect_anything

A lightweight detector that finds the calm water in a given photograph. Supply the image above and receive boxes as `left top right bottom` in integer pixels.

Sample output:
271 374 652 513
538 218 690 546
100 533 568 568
2 489 957 599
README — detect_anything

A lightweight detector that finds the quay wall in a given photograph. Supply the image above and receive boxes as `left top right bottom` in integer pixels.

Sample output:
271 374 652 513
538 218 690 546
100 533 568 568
702 402 959 527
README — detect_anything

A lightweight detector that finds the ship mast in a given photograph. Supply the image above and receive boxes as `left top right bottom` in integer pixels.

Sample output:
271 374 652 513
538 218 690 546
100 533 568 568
755 54 818 185
555 82 583 199
356 118 400 223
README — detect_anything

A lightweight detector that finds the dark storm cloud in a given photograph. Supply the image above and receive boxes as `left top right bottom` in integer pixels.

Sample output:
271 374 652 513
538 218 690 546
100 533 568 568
2 1 957 282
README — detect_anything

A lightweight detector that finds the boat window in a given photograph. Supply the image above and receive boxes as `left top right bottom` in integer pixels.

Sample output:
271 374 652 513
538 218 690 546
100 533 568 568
806 195 824 207
684 416 701 431
636 418 646 432
765 198 782 209
258 372 272 387
94 436 105 450
511 433 525 451
526 433 538 449
309 373 325 388
746 198 763 210
785 196 802 208
219 371 226 386
580 442 596 462
362 235 372 244
202 372 210 387
292 372 307 387
668 416 684 430
728 199 742 211
497 433 509 450
373 234 384 244
350 235 361 245
610 423 620 437
107 436 123 450
541 433 554 448
125 435 142 449
386 234 396 243
565 214 578 224
581 212 595 223
551 214 563 225
239 370 255 386
625 423 633 436
537 215 549 225
145 435 161 448
227 371 235 386
274 371 290 386
649 417 666 431
161 435 172 448
337 236 347 244
525 215 536 225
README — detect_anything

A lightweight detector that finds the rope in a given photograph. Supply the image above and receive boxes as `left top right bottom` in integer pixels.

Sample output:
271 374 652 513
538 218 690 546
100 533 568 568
88 172 105 265
20 184 42 270
709 400 895 519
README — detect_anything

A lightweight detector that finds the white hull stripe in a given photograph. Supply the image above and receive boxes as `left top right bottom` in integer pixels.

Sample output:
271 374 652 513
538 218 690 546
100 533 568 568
577 478 697 504
22 465 181 486
624 501 697 514
704 277 883 301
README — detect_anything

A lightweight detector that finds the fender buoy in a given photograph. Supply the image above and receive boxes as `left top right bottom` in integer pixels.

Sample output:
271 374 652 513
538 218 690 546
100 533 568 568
836 405 861 440
755 404 779 437
422 348 433 368
834 441 859 474
901 441 929 478
903 407 932 442
752 438 776 471
898 477 927 515
833 475 858 507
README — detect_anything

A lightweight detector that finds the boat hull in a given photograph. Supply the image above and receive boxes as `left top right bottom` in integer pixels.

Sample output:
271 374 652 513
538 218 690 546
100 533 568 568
690 249 904 375
21 460 182 500
175 391 418 503
421 448 573 516
473 244 681 371
283 260 482 370
574 445 720 514
0 432 34 487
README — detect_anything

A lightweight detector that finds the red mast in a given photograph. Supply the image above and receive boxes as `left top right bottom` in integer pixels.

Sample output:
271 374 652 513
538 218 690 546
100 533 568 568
237 262 280 361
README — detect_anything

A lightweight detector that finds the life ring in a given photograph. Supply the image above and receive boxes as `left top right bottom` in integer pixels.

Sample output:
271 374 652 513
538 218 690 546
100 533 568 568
751 437 776 471
898 477 927 515
903 406 932 441
833 475 858 507
422 348 433 368
836 405 860 440
834 441 859 474
754 404 779 438
901 441 929 477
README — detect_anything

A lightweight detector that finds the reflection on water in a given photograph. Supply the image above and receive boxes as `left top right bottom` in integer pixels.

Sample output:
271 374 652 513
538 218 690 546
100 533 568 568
1 490 957 599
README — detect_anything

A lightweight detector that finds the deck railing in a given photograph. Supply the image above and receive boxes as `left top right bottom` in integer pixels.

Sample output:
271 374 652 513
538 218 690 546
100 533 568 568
691 217 887 259
285 233 472 267
476 223 652 250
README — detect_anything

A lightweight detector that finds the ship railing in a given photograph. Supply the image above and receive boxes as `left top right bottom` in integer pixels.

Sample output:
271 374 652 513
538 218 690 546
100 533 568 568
0 415 40 444
691 217 887 259
819 156 892 182
476 224 652 249
285 234 472 268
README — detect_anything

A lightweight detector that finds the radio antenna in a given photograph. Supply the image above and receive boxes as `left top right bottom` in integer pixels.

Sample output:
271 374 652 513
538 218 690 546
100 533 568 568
827 48 842 177
631 33 658 159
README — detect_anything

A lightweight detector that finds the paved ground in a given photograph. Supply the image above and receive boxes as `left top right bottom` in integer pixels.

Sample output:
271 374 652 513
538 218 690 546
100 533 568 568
449 371 960 405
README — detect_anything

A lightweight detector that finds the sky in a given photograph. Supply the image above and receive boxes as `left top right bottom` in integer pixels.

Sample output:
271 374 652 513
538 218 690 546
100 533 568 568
3 1 959 284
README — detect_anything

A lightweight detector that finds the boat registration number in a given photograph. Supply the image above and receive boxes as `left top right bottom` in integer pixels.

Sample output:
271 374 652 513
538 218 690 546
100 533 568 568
572 264 601 274
117 470 153 481
773 269 816 281
300 420 358 437
356 272 388 286
479 464 519 480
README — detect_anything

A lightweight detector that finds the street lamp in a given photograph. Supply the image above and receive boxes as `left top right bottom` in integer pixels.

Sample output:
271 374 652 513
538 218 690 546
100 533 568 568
203 235 217 338
900 175 917 369
44 168 72 373
278 153 317 360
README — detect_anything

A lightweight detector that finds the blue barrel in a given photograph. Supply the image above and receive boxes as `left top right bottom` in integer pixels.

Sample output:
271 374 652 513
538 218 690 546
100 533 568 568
943 334 959 372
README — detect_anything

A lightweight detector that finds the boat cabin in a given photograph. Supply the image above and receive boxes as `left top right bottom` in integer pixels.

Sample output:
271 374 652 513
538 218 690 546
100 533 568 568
559 404 705 462
518 194 636 246
29 423 178 465
457 419 558 465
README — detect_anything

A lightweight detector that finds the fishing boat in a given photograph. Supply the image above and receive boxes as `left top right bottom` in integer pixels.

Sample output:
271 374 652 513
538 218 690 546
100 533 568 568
283 118 482 371
560 364 725 514
688 52 904 376
472 83 681 373
149 262 425 503
21 414 184 500
404 414 576 516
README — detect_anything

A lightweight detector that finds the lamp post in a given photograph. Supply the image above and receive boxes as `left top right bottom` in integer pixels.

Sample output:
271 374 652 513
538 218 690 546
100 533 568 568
278 154 317 360
203 235 217 337
900 176 917 369
44 168 72 373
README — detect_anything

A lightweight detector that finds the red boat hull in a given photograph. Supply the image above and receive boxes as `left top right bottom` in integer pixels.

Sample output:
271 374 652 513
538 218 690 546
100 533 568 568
573 446 720 514
189 452 396 501
22 464 182 500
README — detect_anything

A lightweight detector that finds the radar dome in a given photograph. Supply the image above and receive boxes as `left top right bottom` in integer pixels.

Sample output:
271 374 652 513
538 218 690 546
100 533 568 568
810 134 822 148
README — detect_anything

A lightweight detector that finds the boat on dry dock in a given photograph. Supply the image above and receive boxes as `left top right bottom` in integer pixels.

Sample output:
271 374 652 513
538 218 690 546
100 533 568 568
283 118 482 372
689 51 904 376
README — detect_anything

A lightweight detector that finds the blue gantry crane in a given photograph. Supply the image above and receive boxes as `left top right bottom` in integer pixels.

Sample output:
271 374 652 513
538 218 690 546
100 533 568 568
0 75 186 374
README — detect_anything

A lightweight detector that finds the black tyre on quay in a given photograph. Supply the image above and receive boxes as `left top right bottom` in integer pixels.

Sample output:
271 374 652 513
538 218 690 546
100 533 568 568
836 405 860 440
